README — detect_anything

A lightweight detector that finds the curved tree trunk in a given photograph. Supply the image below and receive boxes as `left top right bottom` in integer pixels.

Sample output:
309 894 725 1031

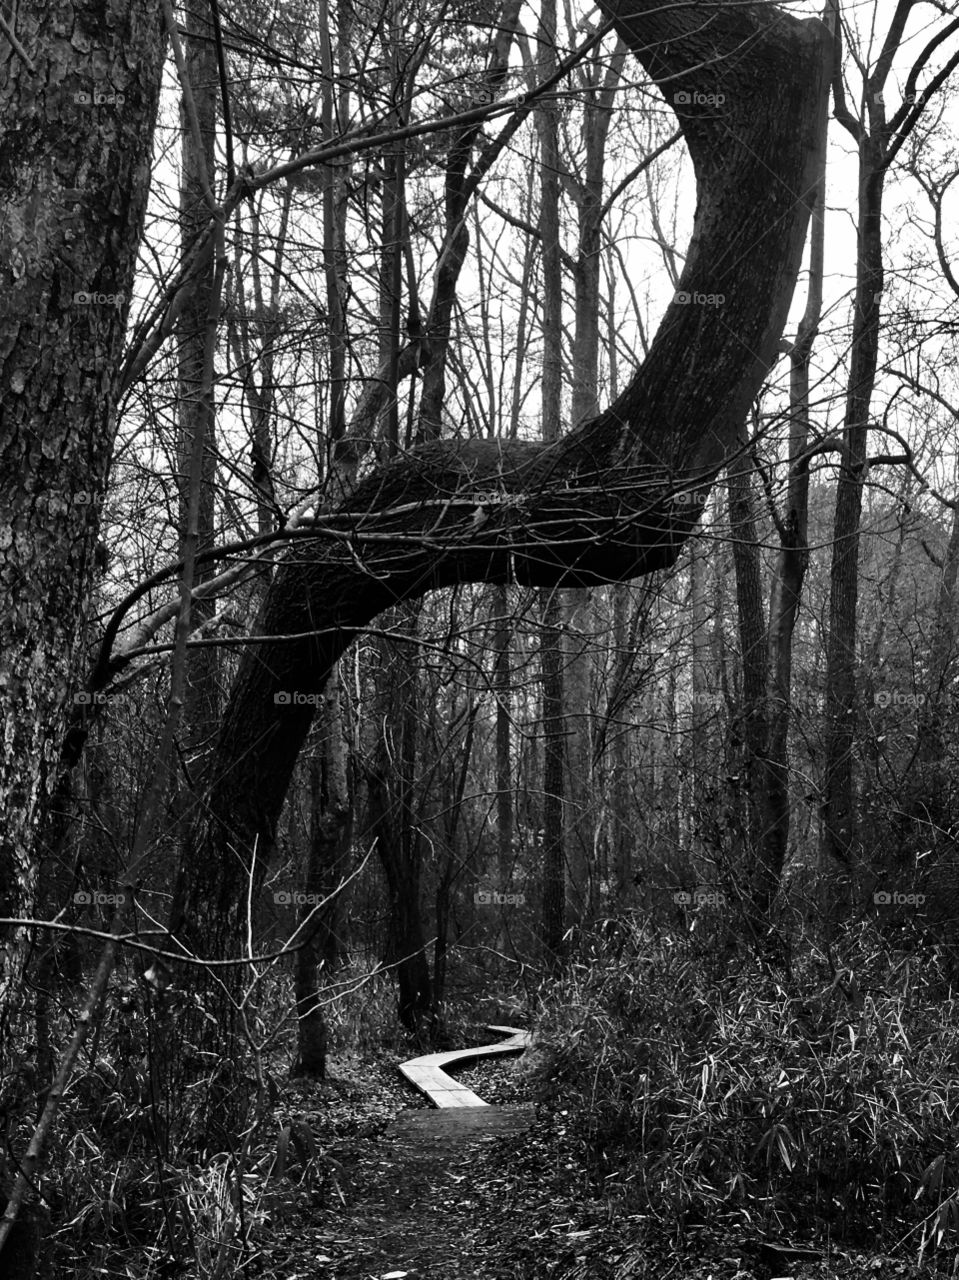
170 0 832 958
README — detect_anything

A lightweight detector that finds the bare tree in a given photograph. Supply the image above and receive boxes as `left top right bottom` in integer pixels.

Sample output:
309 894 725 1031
820 0 959 913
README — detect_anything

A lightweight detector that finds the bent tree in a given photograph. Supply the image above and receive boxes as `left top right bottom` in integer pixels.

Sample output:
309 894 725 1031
171 0 833 959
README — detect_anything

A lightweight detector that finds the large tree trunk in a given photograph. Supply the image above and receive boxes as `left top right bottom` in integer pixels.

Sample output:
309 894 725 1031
1 0 164 981
170 0 832 958
0 6 165 1270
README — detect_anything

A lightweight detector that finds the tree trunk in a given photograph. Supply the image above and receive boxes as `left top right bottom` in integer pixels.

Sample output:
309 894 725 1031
415 0 524 440
726 425 771 945
433 700 476 1008
689 533 711 869
366 756 432 1033
919 490 959 764
762 159 826 929
536 0 567 967
319 0 350 449
492 584 513 952
171 0 832 964
1 11 164 1268
610 588 633 901
176 0 219 755
820 139 885 917
562 47 624 927
540 590 567 963
292 672 352 1078
564 594 595 923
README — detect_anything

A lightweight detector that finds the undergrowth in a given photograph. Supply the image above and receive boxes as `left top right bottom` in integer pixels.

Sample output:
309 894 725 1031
529 915 959 1266
28 956 514 1277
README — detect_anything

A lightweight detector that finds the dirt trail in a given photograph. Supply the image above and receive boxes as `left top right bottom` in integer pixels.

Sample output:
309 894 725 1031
320 1102 535 1278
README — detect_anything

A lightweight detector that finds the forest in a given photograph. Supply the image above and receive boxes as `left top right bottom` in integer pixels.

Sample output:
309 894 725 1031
3 0 959 1275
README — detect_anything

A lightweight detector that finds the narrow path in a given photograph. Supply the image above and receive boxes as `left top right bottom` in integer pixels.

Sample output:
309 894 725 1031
312 1025 535 1278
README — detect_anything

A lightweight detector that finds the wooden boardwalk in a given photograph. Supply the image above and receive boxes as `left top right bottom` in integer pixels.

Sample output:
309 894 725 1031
397 1024 530 1107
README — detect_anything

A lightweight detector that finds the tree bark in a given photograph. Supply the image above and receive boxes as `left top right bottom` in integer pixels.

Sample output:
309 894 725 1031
171 0 832 958
0 0 164 1104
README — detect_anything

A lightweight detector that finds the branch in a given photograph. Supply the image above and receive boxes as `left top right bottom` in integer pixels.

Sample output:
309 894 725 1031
0 11 36 73
598 128 682 220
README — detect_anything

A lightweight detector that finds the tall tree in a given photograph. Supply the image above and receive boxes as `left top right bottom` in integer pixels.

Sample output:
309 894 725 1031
176 0 220 757
760 153 827 931
536 0 567 966
169 0 833 968
0 0 165 1083
820 0 959 914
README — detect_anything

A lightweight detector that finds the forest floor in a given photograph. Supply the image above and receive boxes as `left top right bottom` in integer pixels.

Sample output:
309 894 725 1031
243 1040 959 1280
